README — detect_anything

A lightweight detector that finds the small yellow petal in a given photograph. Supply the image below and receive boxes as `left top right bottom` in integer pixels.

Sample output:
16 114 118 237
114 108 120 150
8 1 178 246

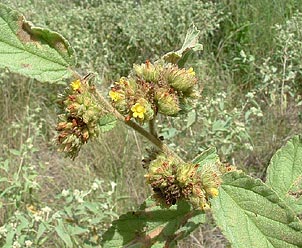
188 67 195 76
131 102 146 119
137 106 144 112
208 188 219 197
109 90 122 102
120 77 127 84
70 80 81 91
26 204 37 214
131 106 136 112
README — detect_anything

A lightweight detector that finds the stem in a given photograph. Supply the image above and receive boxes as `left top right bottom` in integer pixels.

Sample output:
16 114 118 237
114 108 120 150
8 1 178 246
281 52 287 116
149 118 158 138
95 91 183 162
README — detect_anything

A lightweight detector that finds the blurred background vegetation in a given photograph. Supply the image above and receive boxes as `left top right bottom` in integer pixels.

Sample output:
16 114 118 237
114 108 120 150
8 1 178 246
1 0 302 247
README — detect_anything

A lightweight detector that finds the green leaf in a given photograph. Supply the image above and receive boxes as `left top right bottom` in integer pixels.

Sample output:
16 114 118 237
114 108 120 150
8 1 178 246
67 226 88 236
191 147 219 165
5 224 15 246
266 135 302 214
0 4 76 82
98 114 117 132
9 149 21 156
162 24 203 67
16 214 29 232
101 198 205 248
37 223 47 241
211 171 302 248
54 219 73 248
186 110 196 128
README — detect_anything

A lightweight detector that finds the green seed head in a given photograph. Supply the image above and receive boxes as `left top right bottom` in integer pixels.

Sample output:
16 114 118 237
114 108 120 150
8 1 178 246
55 79 104 159
133 61 161 83
145 154 223 210
164 66 197 92
155 87 181 116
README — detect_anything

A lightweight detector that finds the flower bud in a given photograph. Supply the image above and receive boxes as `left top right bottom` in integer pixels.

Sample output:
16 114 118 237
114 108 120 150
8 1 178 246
187 186 209 210
176 163 198 186
164 66 197 92
155 88 181 116
145 154 175 180
114 99 129 115
133 61 161 83
200 163 221 187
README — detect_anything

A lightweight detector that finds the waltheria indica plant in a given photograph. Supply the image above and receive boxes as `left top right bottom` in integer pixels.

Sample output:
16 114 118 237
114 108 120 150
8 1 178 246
55 53 226 211
1 4 302 248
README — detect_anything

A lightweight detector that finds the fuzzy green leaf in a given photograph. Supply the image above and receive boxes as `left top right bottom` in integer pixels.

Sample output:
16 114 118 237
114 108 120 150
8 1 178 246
211 171 302 248
192 147 219 165
101 198 205 247
37 223 47 241
98 114 117 132
0 4 76 82
266 135 302 214
162 24 203 67
54 219 73 248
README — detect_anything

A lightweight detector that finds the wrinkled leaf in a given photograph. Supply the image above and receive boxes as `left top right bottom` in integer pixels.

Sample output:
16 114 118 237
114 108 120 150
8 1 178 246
67 225 88 236
266 135 302 214
192 147 219 166
212 171 302 248
55 219 73 248
37 223 47 241
101 198 205 248
16 214 29 232
0 4 76 82
98 114 117 132
162 24 203 67
186 110 196 128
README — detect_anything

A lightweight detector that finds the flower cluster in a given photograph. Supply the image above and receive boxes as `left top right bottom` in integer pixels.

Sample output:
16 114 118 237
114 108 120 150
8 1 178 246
55 79 104 159
144 154 223 210
109 61 199 122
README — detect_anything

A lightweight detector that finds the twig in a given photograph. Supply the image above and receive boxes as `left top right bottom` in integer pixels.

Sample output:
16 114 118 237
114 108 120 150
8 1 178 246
149 118 158 138
95 90 183 162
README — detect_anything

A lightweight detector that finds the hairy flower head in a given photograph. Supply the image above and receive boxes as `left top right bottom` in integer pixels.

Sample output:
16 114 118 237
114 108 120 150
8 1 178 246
164 65 197 92
70 79 81 91
56 79 105 159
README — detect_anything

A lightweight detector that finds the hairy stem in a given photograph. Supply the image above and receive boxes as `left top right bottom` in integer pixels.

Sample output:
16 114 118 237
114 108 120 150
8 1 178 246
96 90 182 161
149 118 158 138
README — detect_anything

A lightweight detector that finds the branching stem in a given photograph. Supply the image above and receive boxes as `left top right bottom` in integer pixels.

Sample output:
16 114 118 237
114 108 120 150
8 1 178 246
95 90 183 162
149 118 158 138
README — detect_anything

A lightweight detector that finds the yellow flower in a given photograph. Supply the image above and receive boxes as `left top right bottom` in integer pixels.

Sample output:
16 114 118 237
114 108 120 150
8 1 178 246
119 77 127 85
115 77 127 86
109 90 123 102
208 187 219 197
187 67 195 76
70 80 81 91
131 102 146 119
26 204 37 214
